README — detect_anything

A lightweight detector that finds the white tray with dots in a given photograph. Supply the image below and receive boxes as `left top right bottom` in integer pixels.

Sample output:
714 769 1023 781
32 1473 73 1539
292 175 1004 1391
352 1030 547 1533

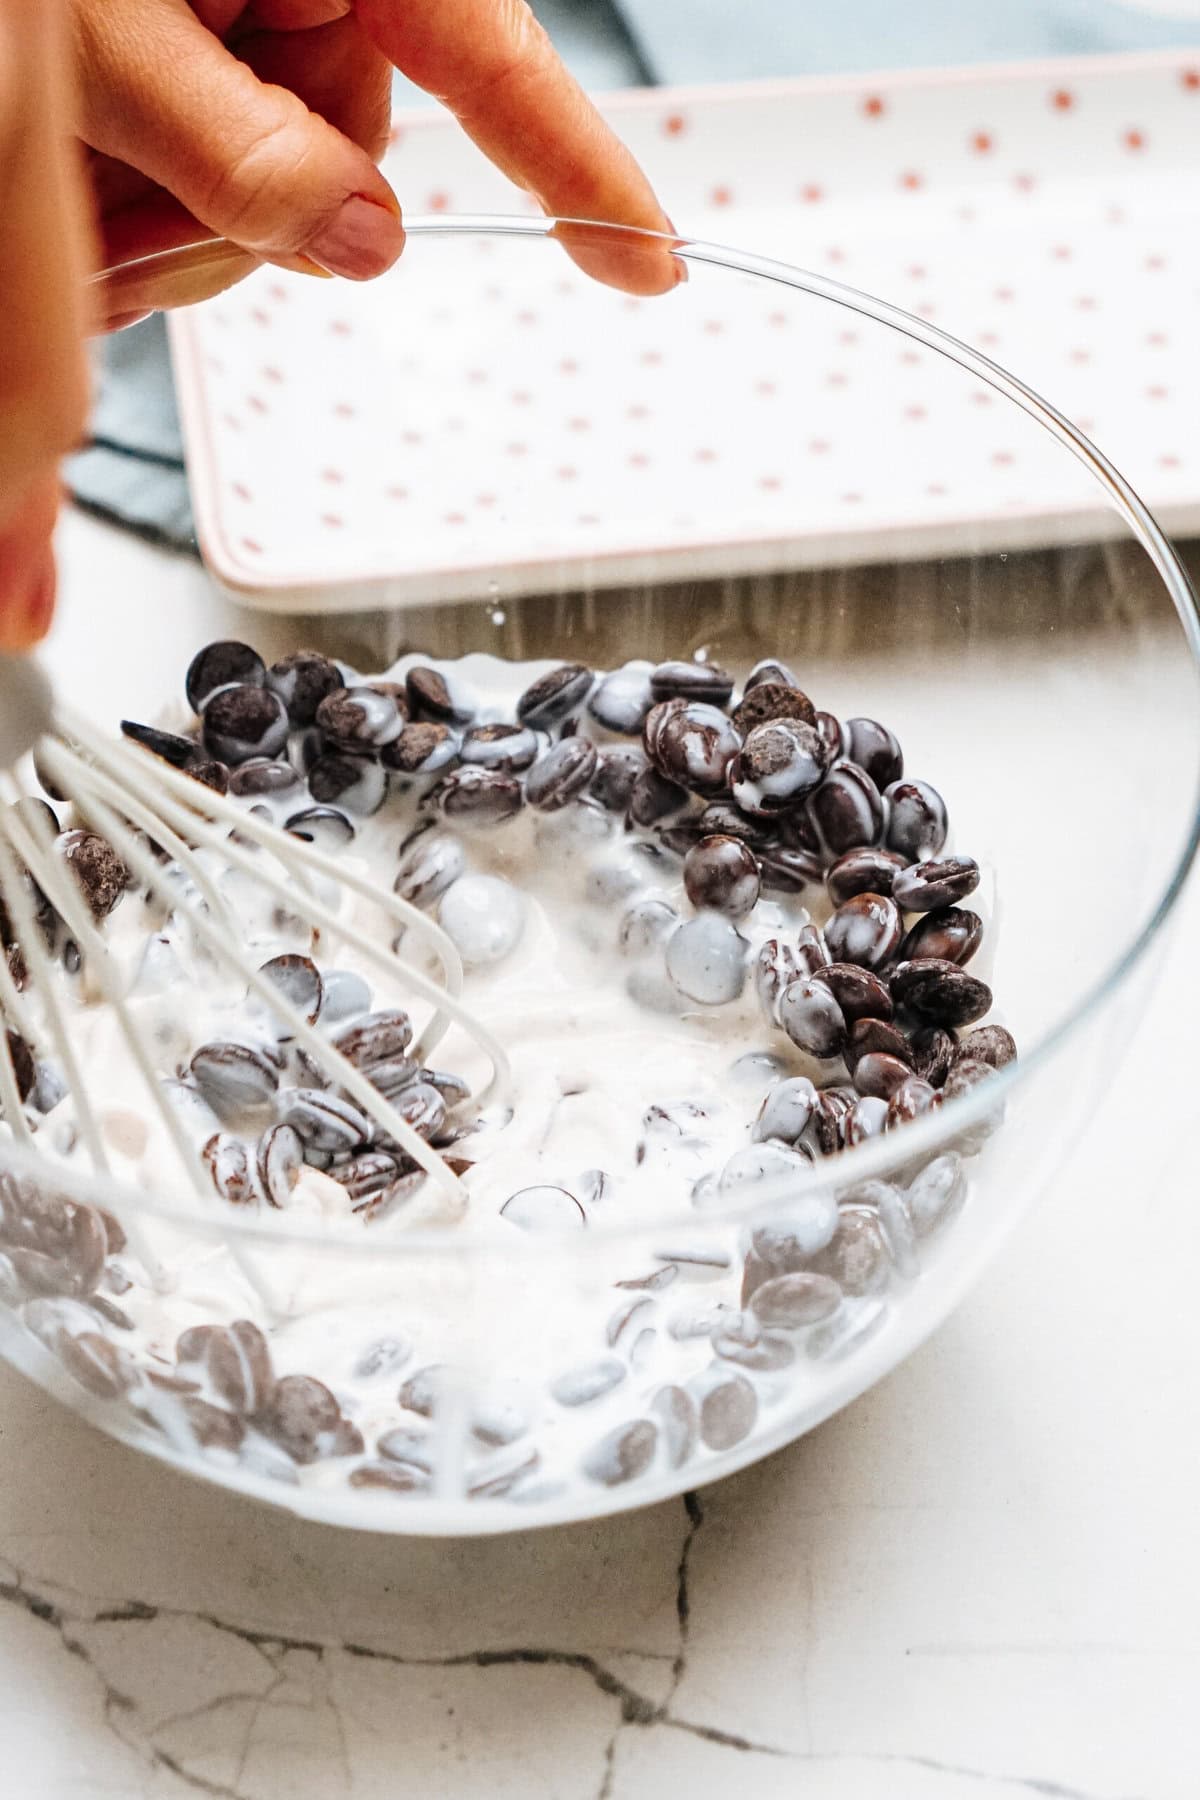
170 49 1200 611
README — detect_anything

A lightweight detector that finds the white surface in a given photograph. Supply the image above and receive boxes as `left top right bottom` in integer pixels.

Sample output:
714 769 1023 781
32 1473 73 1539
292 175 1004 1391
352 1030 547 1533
172 49 1200 609
4 505 1195 1795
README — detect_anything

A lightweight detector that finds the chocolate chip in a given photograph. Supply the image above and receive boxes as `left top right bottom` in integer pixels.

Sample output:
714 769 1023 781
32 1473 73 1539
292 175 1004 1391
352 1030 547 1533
257 1123 304 1206
382 722 460 774
284 1090 370 1153
752 1076 818 1144
3 1030 35 1104
696 800 773 846
651 1385 697 1468
885 1075 938 1128
691 1367 757 1450
619 897 677 955
185 760 230 795
180 1396 245 1452
350 1460 430 1493
203 684 289 764
591 744 647 811
810 1086 856 1154
748 1273 841 1327
397 1366 445 1417
884 779 948 860
315 686 403 751
516 663 593 728
815 712 845 761
389 1081 446 1142
332 1009 413 1069
354 1336 413 1380
954 1024 1017 1070
460 723 539 771
758 845 823 895
525 737 598 810
627 766 689 828
434 767 523 826
202 1133 257 1204
551 1358 627 1407
744 658 800 691
190 1043 279 1117
893 855 980 912
808 760 885 856
421 1068 471 1108
332 1151 401 1205
283 806 355 848
307 752 387 815
258 953 324 1027
826 846 908 906
731 681 817 734
898 907 983 966
778 976 846 1058
266 651 345 726
907 1153 967 1236
845 1015 913 1072
713 1317 795 1371
60 830 129 919
57 1331 136 1400
729 717 829 813
582 1418 658 1486
665 914 748 1004
845 1094 889 1145
890 958 993 1026
824 892 902 971
395 833 465 908
812 962 894 1024
683 834 761 918
852 1051 914 1100
406 665 473 724
908 1025 957 1088
808 1208 890 1296
120 721 196 769
649 659 734 705
588 665 653 734
186 640 265 713
844 718 904 789
264 1373 356 1464
651 702 741 796
207 1319 276 1416
754 937 805 1022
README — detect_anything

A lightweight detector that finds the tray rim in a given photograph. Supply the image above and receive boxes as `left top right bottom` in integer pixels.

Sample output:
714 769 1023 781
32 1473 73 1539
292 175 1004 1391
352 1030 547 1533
169 46 1200 605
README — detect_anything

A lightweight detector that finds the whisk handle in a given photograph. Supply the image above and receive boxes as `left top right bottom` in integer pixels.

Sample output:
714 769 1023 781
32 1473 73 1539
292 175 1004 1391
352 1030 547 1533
0 656 54 766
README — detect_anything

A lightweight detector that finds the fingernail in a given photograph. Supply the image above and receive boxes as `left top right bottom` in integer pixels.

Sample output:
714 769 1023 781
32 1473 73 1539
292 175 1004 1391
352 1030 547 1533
307 196 405 281
102 309 154 335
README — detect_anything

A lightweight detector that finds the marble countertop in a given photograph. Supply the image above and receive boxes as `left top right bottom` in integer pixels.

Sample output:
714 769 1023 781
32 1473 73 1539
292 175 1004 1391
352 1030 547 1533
5 510 1197 1800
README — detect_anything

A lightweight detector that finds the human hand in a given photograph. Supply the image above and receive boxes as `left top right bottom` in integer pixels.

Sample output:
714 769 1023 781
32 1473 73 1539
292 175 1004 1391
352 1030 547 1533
0 1 92 650
77 0 681 326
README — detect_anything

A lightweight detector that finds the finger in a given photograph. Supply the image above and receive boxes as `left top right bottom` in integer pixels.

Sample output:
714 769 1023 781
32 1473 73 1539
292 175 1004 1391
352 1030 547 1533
357 0 681 294
0 1 91 646
0 476 60 654
75 0 404 280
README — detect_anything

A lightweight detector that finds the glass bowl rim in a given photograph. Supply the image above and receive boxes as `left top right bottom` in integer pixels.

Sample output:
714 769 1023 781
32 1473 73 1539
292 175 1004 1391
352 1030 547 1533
61 210 1200 1252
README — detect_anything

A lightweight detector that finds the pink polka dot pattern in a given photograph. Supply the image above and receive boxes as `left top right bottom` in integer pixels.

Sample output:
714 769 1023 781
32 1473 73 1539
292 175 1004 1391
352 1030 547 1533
170 53 1200 604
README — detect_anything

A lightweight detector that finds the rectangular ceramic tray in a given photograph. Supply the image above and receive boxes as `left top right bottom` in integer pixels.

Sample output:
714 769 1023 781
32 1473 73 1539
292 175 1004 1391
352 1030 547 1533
170 49 1200 610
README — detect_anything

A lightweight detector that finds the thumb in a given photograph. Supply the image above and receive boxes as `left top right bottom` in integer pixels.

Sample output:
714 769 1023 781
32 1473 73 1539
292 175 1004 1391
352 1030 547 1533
76 0 404 279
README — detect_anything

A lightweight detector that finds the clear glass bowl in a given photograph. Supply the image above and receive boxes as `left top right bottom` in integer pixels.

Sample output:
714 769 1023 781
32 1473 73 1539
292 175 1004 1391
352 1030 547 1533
6 218 1198 1534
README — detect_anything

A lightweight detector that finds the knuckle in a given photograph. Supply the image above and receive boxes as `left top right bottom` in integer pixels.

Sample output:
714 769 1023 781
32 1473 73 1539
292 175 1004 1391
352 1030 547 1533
196 93 326 248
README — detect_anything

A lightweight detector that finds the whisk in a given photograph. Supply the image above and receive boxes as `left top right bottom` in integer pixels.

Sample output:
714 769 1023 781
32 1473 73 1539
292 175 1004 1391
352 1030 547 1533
0 653 512 1293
